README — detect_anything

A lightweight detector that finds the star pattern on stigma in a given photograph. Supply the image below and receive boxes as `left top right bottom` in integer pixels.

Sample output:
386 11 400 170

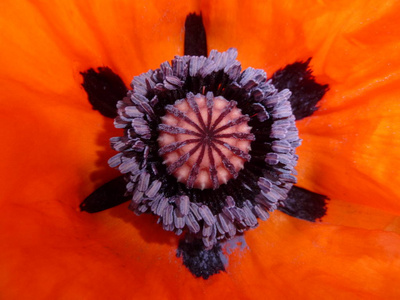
158 92 254 190
80 12 329 279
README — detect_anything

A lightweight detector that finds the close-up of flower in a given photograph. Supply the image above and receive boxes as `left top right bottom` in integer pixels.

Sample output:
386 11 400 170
1 0 400 299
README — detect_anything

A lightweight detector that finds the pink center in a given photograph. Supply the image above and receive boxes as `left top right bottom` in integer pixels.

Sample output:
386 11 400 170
158 93 254 190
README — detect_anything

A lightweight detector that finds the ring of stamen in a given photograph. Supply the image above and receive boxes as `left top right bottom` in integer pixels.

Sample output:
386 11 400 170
158 92 254 190
110 48 301 249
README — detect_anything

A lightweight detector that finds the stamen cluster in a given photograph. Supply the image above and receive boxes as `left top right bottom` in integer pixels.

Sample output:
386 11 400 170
109 48 301 248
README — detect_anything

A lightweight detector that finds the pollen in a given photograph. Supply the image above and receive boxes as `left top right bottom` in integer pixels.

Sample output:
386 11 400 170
158 92 254 190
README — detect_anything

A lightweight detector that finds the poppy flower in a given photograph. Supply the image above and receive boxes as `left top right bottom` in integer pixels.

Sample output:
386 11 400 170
1 0 400 299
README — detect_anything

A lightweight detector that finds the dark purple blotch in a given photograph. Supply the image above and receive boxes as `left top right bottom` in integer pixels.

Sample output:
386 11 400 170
272 59 329 120
278 186 329 222
80 176 129 213
177 238 226 279
184 13 208 57
81 67 128 118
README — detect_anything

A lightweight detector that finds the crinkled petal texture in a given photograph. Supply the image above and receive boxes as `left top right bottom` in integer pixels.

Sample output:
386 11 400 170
1 0 400 299
202 0 400 215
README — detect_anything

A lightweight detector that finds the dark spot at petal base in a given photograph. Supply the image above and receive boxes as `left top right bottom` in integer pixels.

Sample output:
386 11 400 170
177 239 226 279
279 186 329 222
81 67 128 118
272 58 329 120
80 176 129 213
184 13 207 57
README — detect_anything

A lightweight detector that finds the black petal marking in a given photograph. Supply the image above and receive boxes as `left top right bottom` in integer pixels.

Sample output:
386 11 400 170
271 59 329 120
80 176 129 213
279 186 329 222
184 13 207 57
177 239 225 279
81 67 128 118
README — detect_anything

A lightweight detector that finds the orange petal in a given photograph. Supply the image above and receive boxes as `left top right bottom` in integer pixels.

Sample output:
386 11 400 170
295 0 400 214
297 79 400 215
239 212 400 299
0 0 201 91
202 0 400 215
202 1 311 72
1 0 400 298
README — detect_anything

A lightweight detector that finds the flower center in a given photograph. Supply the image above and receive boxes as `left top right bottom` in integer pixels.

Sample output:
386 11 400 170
158 92 254 190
